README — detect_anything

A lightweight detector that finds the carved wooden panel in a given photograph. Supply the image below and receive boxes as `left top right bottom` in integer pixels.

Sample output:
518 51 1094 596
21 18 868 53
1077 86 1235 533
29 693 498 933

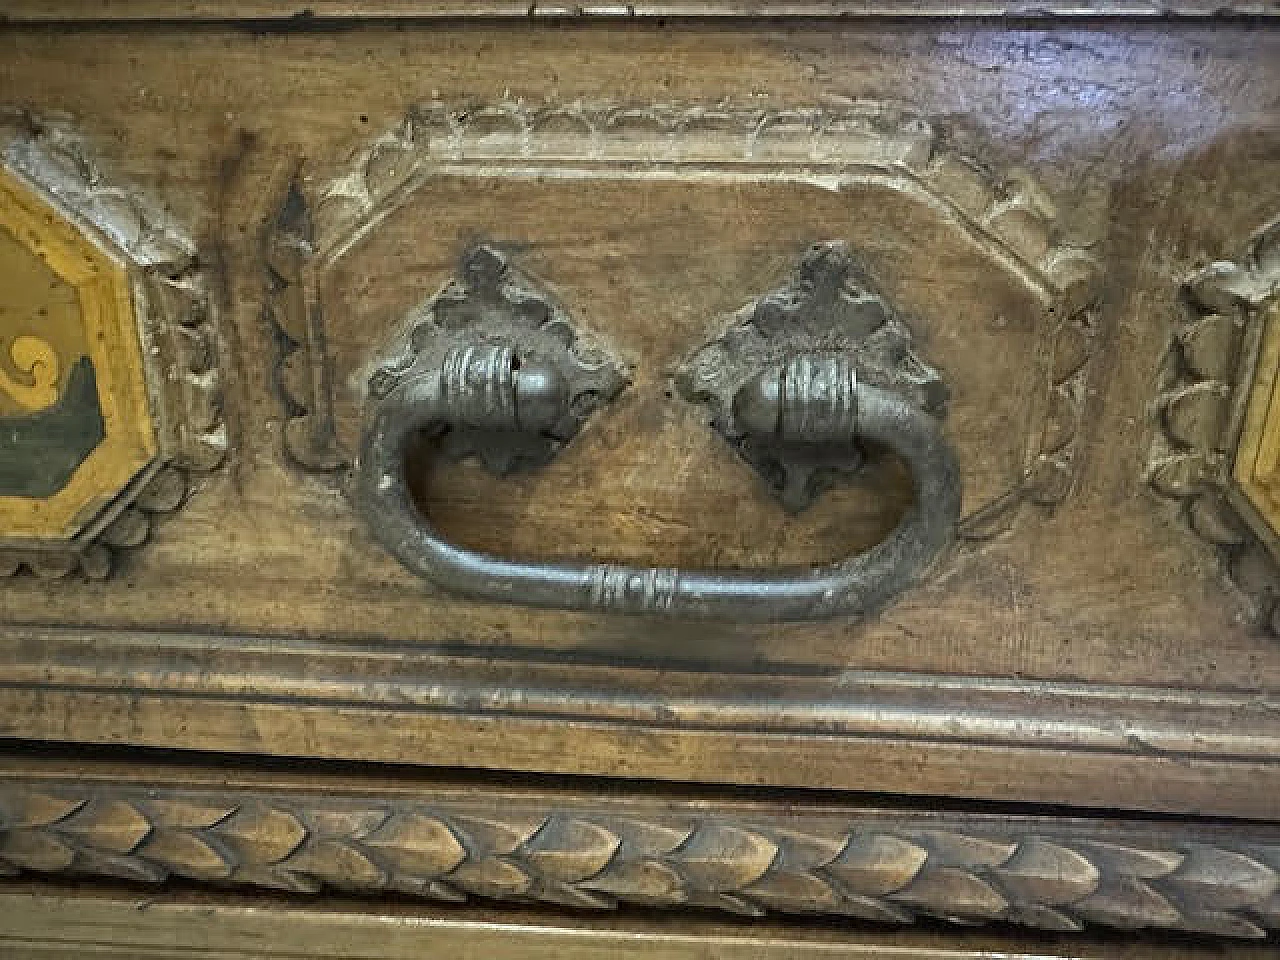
1 13 1280 875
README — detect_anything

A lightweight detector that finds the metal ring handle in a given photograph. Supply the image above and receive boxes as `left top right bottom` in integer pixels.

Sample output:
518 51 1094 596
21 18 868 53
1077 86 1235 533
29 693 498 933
357 349 961 622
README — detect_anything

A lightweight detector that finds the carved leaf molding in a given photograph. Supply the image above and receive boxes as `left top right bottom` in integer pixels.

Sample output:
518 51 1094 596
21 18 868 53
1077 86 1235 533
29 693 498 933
1148 216 1280 634
268 100 1102 539
0 116 227 579
2 780 1278 938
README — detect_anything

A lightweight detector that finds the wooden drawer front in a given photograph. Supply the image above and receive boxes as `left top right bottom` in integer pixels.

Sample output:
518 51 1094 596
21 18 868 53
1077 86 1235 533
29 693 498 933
1 17 1279 820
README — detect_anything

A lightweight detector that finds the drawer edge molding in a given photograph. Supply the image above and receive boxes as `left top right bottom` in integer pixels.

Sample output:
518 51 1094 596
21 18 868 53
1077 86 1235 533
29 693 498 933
1 626 1279 818
1 757 1280 938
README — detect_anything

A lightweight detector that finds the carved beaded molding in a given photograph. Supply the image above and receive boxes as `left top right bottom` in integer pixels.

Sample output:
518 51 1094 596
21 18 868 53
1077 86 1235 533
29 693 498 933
2 773 1279 939
0 117 226 579
1148 217 1280 634
266 100 1102 540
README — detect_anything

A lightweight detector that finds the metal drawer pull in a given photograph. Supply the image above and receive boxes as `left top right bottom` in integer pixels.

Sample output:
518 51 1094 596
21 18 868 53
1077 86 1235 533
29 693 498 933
357 243 960 622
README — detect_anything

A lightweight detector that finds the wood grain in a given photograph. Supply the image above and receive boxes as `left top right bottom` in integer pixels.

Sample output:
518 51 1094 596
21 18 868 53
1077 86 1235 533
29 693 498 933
7 884 1279 960
0 20 1278 815
5 1 1280 19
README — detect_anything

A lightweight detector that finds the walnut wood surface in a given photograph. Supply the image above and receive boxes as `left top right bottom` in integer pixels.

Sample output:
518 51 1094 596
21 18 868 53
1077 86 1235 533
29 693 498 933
0 21 1279 816
6 1 1280 17
6 884 1278 960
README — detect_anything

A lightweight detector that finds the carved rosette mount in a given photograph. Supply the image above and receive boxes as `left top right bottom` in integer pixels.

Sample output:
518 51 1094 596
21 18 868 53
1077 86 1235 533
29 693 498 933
1149 217 1280 633
677 241 948 512
0 119 225 579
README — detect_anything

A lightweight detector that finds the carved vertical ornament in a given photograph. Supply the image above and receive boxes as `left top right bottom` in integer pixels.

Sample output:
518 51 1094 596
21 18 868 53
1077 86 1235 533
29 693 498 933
0 118 225 578
1148 217 1280 633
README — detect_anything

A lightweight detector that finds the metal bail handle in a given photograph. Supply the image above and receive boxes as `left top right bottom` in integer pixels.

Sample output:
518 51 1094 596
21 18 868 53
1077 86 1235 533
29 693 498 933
357 341 961 622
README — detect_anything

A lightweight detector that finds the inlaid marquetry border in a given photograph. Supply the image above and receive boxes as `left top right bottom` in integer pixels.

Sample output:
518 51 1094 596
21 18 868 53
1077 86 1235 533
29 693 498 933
268 99 1103 541
0 117 227 579
2 758 1280 939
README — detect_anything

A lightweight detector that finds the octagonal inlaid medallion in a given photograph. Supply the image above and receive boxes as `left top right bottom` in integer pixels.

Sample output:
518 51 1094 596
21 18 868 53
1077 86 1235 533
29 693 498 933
0 122 224 579
0 165 157 539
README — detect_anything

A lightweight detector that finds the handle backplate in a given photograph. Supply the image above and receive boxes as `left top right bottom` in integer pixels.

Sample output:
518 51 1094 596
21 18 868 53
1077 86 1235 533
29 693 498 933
677 241 950 511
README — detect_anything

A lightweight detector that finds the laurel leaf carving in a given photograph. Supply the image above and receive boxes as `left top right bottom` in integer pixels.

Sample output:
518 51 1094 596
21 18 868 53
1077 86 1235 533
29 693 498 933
143 799 232 830
1 781 1277 939
236 864 322 894
1178 313 1239 382
305 807 389 839
1074 879 1182 929
1163 381 1230 450
285 840 385 890
58 801 151 854
1147 454 1214 499
363 812 466 877
582 860 689 903
0 792 85 829
450 813 546 855
743 867 844 912
75 849 169 883
836 894 915 924
827 833 928 895
449 856 534 897
1188 493 1250 546
1167 846 1280 910
522 817 621 882
213 804 307 864
1078 841 1183 878
1177 911 1267 939
140 829 233 880
673 823 778 892
891 866 1009 919
0 830 77 871
995 838 1100 905
1005 904 1083 932
916 831 1017 868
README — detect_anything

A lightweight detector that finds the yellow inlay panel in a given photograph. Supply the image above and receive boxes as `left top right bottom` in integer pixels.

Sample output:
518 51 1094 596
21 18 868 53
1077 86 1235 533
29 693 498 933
0 222 88 414
0 165 157 540
1234 301 1280 538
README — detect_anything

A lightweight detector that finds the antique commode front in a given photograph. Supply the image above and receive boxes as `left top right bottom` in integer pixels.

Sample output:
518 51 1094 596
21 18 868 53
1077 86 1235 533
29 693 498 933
1 6 1279 958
